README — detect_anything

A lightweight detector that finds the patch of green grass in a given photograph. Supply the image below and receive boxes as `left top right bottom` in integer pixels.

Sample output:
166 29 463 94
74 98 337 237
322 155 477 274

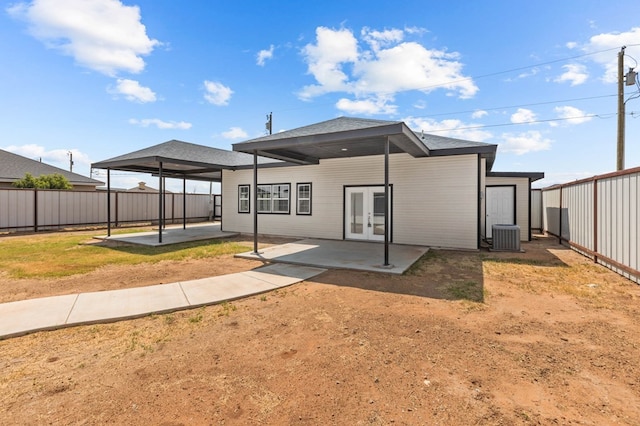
0 233 251 279
443 280 484 302
218 301 237 317
189 309 204 323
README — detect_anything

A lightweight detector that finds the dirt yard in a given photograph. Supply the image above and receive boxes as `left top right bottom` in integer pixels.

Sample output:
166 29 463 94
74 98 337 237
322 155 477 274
1 234 640 425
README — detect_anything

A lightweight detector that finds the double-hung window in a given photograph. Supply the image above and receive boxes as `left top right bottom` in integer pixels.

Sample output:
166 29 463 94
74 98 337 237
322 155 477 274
238 185 250 213
296 183 312 215
257 183 290 214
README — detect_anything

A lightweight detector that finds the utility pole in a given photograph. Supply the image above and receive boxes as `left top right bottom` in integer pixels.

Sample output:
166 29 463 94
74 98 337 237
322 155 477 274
617 47 626 171
265 112 272 135
67 151 74 173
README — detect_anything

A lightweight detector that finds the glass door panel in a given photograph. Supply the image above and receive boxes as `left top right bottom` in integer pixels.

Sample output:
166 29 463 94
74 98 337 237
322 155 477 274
372 191 386 236
345 187 391 241
350 192 364 235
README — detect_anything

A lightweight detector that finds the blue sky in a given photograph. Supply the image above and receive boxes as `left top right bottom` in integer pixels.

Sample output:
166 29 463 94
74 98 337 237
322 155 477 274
2 0 640 192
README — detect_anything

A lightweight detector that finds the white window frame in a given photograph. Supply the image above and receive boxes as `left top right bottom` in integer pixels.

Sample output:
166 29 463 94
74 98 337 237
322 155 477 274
257 185 272 213
257 183 290 214
238 184 250 213
272 184 290 214
296 183 312 215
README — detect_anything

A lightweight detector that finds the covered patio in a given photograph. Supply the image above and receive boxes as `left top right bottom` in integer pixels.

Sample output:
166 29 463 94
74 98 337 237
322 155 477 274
232 117 431 269
91 140 283 243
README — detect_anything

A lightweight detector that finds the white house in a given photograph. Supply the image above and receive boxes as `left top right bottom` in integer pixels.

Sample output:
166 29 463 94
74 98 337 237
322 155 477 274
92 117 543 251
226 117 543 251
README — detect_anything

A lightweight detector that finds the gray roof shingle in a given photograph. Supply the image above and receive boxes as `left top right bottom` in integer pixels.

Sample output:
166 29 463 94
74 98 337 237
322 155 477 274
0 149 103 186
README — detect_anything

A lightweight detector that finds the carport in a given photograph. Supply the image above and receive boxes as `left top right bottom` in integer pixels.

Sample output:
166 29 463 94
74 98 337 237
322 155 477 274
91 140 281 243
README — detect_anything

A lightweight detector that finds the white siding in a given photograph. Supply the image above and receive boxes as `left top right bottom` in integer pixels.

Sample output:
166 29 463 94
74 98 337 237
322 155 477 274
222 153 480 250
485 176 530 241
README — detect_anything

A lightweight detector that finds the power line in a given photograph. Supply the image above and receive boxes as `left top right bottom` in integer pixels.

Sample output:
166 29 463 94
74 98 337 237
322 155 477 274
410 94 616 119
424 111 624 133
274 45 640 115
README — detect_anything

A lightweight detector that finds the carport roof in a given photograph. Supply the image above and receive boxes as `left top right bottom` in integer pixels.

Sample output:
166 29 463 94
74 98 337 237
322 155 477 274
91 140 283 182
233 117 497 169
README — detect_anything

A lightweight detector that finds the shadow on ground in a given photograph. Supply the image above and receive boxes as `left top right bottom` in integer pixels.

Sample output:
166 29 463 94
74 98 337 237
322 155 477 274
310 235 571 302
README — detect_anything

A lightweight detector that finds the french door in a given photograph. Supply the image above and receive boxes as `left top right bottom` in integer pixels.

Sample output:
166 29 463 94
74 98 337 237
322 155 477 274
345 186 391 241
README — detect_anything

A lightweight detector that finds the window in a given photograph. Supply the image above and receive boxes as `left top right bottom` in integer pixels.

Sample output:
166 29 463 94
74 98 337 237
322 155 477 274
297 183 312 215
257 183 290 214
238 185 250 213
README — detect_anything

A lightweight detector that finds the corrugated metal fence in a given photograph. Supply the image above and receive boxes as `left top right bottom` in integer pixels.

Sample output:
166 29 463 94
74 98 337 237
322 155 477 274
541 167 640 284
0 189 222 232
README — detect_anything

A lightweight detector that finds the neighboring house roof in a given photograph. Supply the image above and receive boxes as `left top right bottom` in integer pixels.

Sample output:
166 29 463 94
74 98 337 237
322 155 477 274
0 149 103 187
91 140 283 182
233 116 497 169
127 182 163 192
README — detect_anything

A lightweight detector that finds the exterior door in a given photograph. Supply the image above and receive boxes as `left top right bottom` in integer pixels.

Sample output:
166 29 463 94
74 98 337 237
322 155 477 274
345 186 390 241
486 186 515 238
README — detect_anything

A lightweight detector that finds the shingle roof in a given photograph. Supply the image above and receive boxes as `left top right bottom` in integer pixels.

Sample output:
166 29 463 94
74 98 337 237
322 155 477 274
0 149 103 186
411 130 497 169
234 116 497 168
233 117 429 163
91 140 283 182
242 117 402 143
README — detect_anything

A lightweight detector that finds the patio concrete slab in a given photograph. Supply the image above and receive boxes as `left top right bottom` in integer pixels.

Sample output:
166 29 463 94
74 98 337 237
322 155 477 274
94 222 238 247
0 294 78 337
236 239 429 275
0 264 326 339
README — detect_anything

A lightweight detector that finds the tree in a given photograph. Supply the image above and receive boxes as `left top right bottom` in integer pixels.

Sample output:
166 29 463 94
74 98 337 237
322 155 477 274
12 173 73 190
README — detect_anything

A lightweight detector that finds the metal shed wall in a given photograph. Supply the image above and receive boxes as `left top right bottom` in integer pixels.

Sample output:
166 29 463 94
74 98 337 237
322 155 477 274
531 189 542 231
542 167 640 284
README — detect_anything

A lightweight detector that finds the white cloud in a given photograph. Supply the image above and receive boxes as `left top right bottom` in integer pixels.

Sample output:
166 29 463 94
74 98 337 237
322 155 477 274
222 127 248 139
128 118 191 129
472 110 488 119
510 108 537 124
256 44 274 66
566 41 578 49
7 0 159 76
499 131 552 155
579 27 640 83
517 67 539 79
554 64 588 86
110 78 156 103
3 144 91 170
299 27 359 99
203 80 233 106
336 97 397 115
552 105 593 126
298 26 477 113
404 116 493 142
361 27 404 52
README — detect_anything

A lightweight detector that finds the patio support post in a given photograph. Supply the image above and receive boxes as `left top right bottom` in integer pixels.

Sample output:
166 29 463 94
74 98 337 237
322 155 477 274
107 168 111 237
183 177 186 229
158 161 163 243
252 150 259 254
384 136 390 266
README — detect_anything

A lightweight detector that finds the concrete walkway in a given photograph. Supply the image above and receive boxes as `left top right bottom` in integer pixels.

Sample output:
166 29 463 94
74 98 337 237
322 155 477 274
0 264 325 340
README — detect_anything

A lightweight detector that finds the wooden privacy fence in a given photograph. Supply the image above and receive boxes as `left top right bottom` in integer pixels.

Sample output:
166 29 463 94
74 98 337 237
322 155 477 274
0 188 221 232
541 167 640 284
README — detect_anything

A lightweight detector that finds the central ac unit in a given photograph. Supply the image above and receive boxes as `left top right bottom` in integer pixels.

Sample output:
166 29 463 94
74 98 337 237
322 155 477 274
491 224 521 252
